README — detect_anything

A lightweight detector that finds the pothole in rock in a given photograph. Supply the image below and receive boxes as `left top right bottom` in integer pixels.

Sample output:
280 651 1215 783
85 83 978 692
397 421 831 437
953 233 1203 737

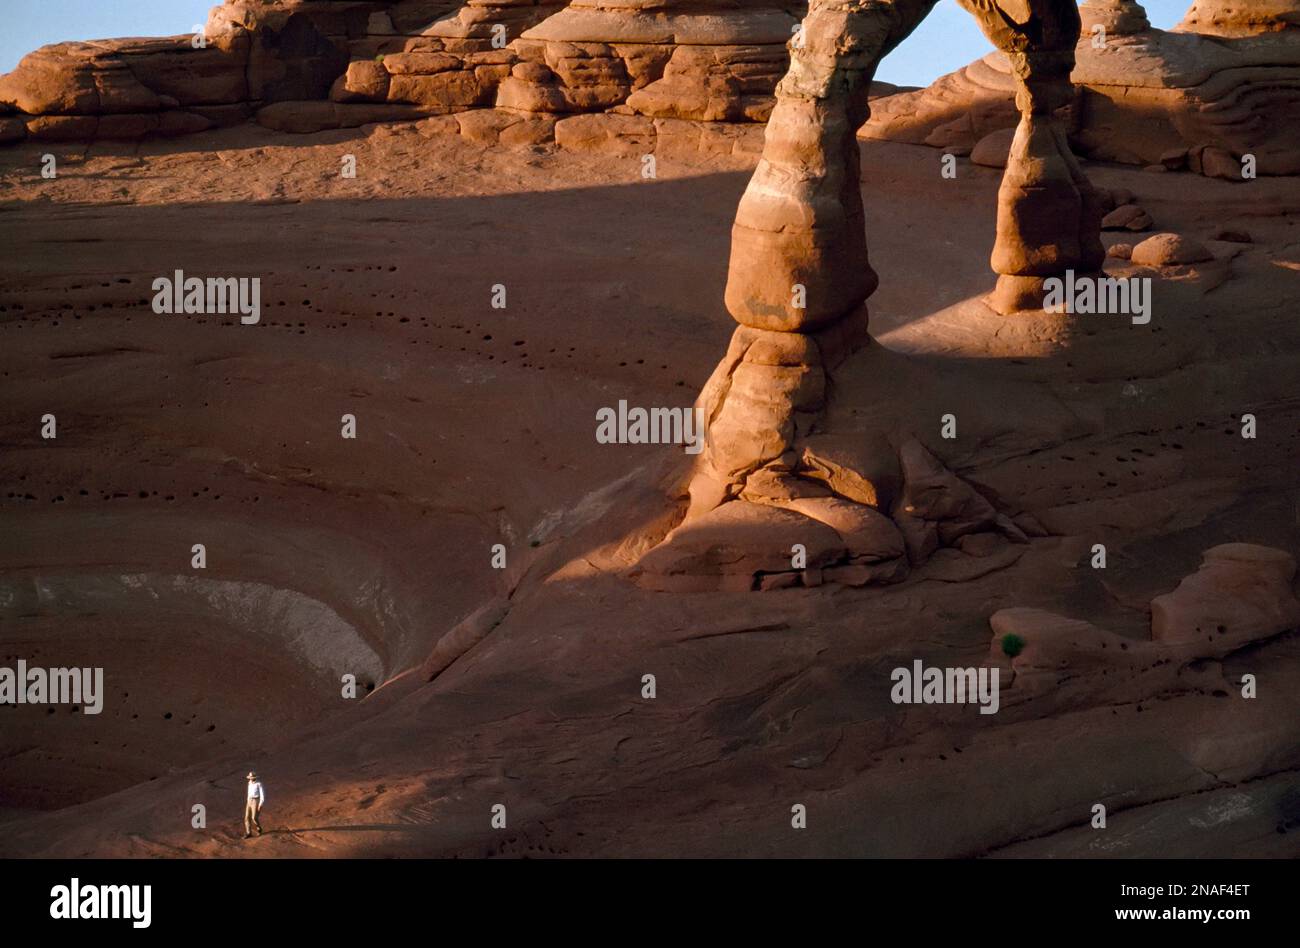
0 572 384 810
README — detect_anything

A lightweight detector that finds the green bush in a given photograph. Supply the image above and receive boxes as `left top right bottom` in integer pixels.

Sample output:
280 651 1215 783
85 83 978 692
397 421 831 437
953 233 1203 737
1000 633 1026 658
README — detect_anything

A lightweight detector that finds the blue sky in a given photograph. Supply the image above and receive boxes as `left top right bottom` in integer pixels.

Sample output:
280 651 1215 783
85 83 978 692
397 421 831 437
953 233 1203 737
1 0 1193 87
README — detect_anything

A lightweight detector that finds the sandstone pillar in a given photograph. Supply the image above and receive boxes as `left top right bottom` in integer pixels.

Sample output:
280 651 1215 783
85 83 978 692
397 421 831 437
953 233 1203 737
956 0 1105 314
687 0 938 519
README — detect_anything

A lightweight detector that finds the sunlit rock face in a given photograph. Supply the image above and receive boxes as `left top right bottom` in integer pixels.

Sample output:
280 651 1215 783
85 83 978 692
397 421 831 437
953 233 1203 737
862 1 1300 177
0 0 811 143
1080 0 1150 35
1175 0 1300 37
500 0 804 121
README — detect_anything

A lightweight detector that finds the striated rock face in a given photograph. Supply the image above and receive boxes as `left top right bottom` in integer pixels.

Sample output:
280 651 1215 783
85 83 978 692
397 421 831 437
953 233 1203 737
0 0 808 142
0 1 370 142
1080 0 1150 35
862 2 1300 176
0 1 566 141
499 1 802 120
5 0 1300 164
1176 0 1300 37
0 34 256 142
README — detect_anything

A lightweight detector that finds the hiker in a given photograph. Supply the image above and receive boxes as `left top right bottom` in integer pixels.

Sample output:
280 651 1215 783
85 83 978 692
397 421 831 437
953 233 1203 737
244 771 265 838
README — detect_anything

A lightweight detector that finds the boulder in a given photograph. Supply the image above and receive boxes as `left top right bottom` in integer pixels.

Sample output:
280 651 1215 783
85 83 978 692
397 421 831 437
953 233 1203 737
25 114 98 140
455 107 555 146
1130 232 1214 266
1151 544 1300 646
1101 203 1152 231
387 70 497 110
509 3 798 119
626 43 785 122
1199 146 1245 181
969 126 1015 168
330 60 390 103
1080 0 1151 36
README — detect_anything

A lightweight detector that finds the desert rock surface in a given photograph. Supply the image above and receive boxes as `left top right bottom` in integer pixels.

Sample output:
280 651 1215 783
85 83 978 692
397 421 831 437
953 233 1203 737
1 1 1298 858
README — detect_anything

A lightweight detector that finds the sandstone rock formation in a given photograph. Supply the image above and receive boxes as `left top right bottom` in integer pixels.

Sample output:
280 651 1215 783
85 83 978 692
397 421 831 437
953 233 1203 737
3 19 1298 857
0 34 258 143
1151 544 1300 647
633 1 1090 593
0 0 807 142
6 0 1300 173
688 0 938 511
955 0 1104 313
1129 231 1212 267
1080 0 1150 35
1176 0 1300 37
0 1 559 142
499 1 802 121
633 1 941 593
990 543 1300 686
862 1 1300 177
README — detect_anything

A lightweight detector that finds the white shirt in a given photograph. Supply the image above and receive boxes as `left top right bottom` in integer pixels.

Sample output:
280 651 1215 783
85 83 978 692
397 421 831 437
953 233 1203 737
247 781 265 804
